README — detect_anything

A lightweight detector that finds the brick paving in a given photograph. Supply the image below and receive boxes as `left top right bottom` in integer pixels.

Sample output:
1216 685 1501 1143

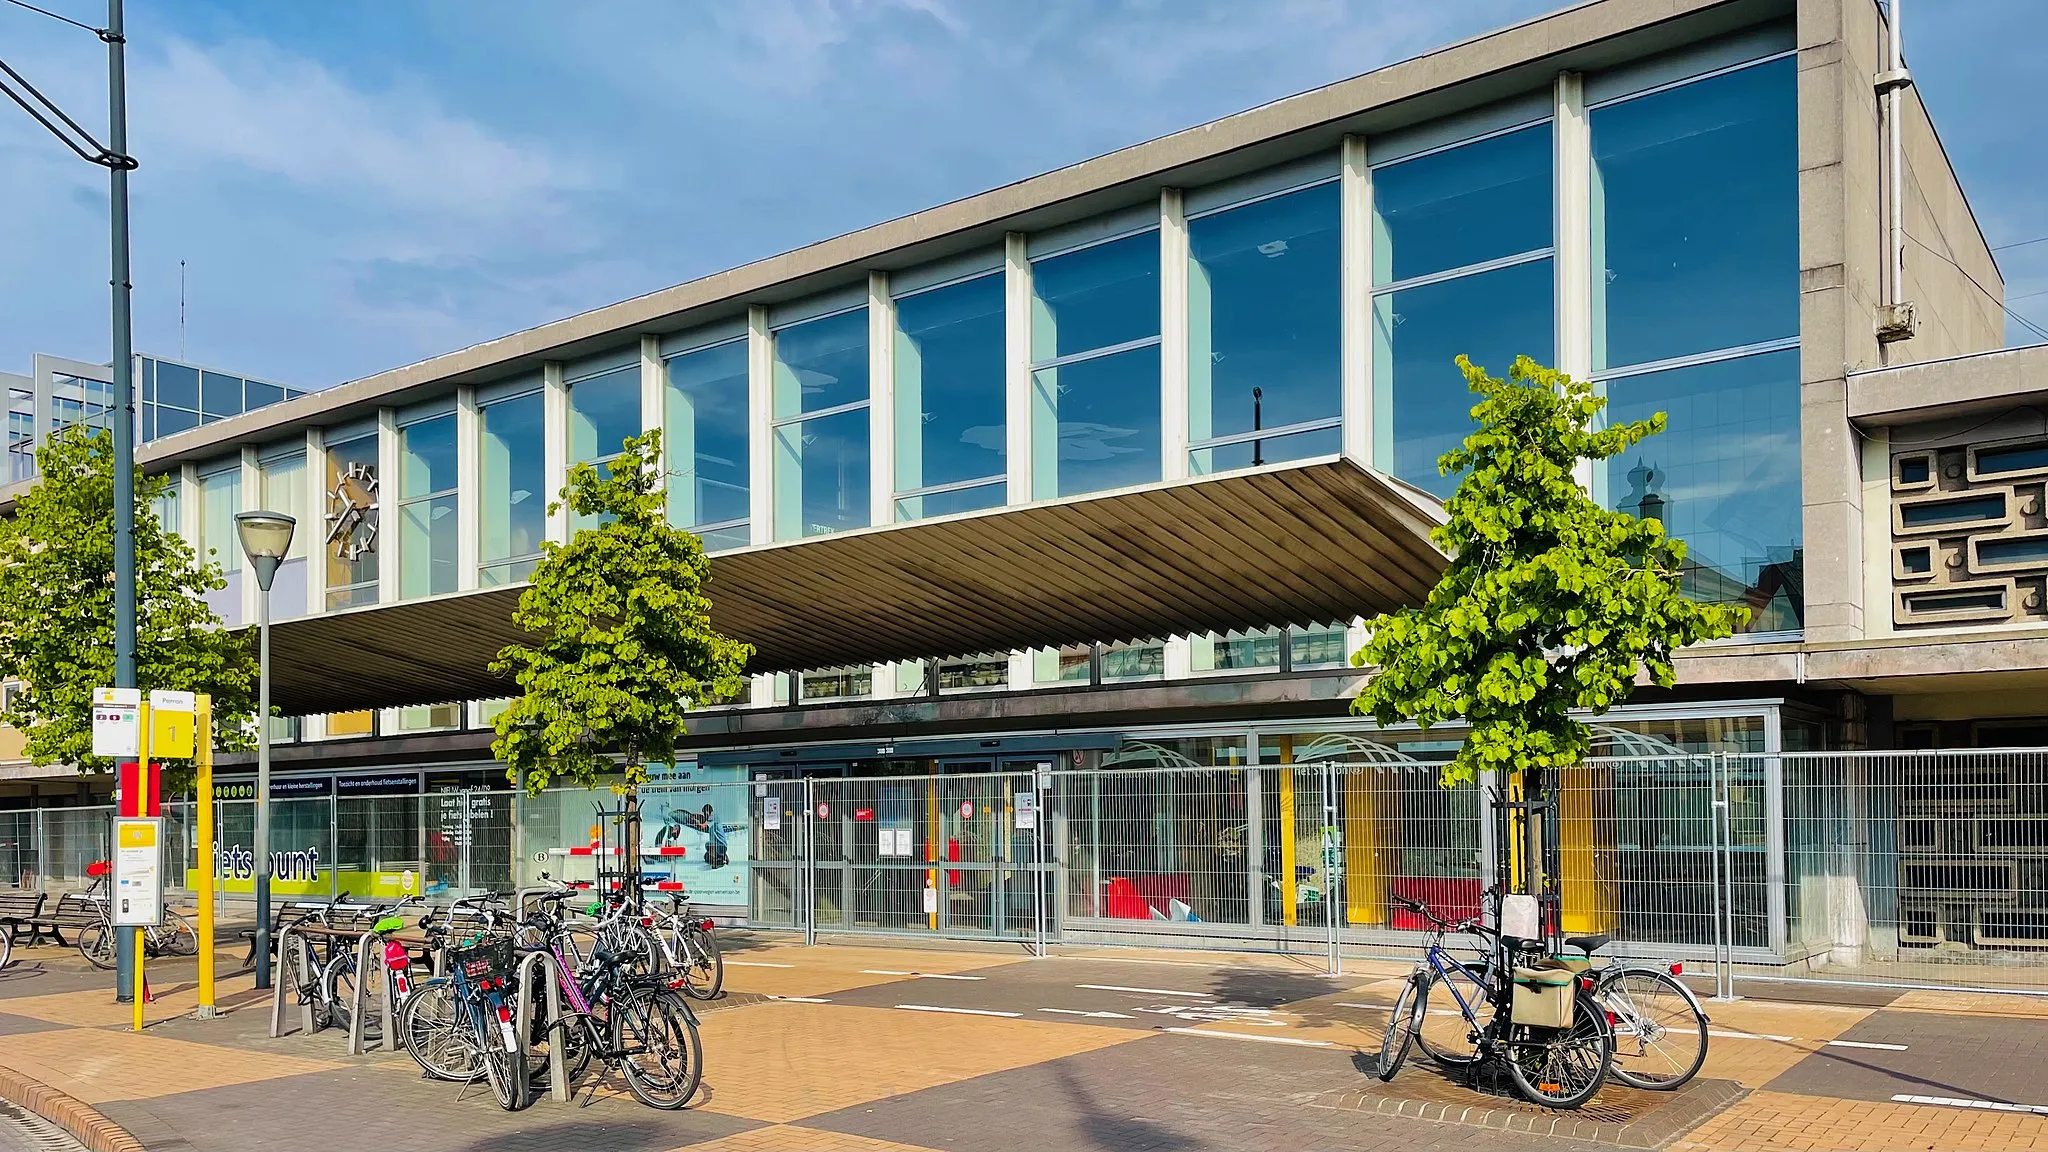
4 933 2048 1150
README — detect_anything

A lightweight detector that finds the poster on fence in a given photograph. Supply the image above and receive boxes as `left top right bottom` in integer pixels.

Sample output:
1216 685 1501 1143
640 762 750 907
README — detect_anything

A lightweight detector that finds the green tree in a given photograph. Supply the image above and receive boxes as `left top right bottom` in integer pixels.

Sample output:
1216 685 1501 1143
1353 356 1747 790
490 428 751 798
0 426 259 779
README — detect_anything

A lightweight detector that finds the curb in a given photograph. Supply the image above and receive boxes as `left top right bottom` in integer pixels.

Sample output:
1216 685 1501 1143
0 1064 148 1152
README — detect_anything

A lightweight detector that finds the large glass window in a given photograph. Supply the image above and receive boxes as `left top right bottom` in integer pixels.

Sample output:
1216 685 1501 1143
569 364 643 533
894 273 1006 519
148 476 179 535
196 465 241 576
324 432 379 609
772 307 871 540
1188 181 1341 474
1591 56 1799 631
1030 230 1161 498
257 450 308 617
478 390 544 586
664 339 750 551
1371 122 1554 499
398 413 459 598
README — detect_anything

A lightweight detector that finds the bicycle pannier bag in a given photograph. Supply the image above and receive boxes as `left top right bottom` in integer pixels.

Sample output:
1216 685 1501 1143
1511 966 1575 1029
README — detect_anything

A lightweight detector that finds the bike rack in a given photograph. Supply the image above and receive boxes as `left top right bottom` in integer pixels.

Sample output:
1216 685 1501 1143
344 928 404 1056
514 949 570 1104
267 922 319 1039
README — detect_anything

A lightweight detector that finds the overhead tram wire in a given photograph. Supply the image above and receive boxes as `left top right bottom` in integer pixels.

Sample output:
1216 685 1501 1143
1 0 102 35
1904 230 2048 346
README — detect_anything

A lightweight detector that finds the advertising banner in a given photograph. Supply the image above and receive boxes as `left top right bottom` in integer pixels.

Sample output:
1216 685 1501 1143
641 762 750 906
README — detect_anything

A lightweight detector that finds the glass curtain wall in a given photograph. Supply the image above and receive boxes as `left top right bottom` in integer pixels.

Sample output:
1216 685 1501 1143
772 307 871 539
1030 230 1162 498
323 433 378 608
256 449 307 617
1187 180 1342 473
398 413 458 598
893 272 1006 519
663 339 750 551
1590 55 1800 632
195 462 242 624
567 364 642 532
148 475 178 533
1371 122 1554 498
478 389 545 585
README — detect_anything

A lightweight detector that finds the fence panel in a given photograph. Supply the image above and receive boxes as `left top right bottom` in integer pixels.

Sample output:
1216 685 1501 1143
40 806 111 890
0 810 34 889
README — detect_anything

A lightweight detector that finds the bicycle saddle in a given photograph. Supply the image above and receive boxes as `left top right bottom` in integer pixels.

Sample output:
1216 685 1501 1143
1563 933 1612 955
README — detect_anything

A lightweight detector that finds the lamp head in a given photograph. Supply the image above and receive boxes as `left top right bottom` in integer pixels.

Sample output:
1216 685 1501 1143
235 511 296 592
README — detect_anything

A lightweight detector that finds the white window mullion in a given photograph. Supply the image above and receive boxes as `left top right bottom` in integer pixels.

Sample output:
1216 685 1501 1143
1554 71 1596 495
304 429 326 612
747 305 773 545
1340 134 1373 467
376 407 399 604
1004 232 1032 505
238 446 260 625
543 361 567 545
640 335 664 500
868 271 895 525
1159 188 1190 482
455 386 479 592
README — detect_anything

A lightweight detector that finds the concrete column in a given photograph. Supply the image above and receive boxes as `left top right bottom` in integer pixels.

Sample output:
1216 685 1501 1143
178 462 200 550
1007 650 1032 692
869 272 896 525
376 408 399 604
1159 188 1190 482
1004 233 1033 505
747 306 774 544
543 362 568 545
455 386 479 592
1554 71 1596 495
1861 426 1893 637
304 429 327 612
641 336 664 500
1339 135 1373 468
239 447 260 624
1163 636 1192 680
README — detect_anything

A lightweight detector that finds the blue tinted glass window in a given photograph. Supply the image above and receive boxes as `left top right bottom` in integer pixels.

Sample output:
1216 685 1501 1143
155 362 199 410
665 339 750 534
1602 350 1801 631
1372 123 1552 284
1031 230 1160 360
200 371 243 418
155 404 199 438
1189 181 1341 458
1592 57 1796 369
479 391 545 572
245 381 285 410
895 481 1005 522
773 308 869 417
1192 425 1341 475
1032 343 1162 498
1374 258 1554 498
399 414 457 500
895 273 1005 501
569 364 642 462
773 406 870 538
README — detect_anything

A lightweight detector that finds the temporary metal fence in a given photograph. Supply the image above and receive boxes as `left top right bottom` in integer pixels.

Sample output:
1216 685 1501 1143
7 749 2048 995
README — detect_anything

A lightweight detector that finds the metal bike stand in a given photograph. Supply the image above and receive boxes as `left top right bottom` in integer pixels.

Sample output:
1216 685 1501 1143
346 928 400 1055
515 950 569 1103
268 923 316 1038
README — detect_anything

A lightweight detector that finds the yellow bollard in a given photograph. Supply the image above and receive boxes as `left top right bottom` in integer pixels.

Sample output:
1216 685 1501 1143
196 694 215 1018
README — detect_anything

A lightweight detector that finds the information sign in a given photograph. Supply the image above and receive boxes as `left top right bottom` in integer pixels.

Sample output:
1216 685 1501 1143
92 687 140 758
113 817 163 927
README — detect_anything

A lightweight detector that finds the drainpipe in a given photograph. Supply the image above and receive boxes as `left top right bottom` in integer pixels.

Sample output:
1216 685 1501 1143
1876 0 1917 344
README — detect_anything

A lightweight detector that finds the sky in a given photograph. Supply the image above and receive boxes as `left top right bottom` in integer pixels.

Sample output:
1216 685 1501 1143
2 0 2044 391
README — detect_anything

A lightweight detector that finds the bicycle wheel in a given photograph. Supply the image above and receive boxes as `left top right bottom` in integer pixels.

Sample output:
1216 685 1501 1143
0 925 12 971
477 996 530 1112
1375 975 1422 1082
615 986 702 1109
76 921 116 970
1417 961 1497 1068
673 925 723 1000
400 979 482 1082
1504 990 1613 1110
558 924 601 972
322 950 364 1036
1598 969 1708 1090
159 910 200 956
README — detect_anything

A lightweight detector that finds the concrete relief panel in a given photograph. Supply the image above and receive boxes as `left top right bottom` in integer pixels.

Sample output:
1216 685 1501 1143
1892 436 2048 627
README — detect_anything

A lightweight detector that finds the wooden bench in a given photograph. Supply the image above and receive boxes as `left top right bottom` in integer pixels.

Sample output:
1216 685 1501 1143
0 891 44 946
22 891 102 947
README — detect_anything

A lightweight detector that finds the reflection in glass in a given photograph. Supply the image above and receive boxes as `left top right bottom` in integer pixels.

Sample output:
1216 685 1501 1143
569 365 642 463
1030 231 1160 360
774 308 869 417
1592 57 1796 370
478 391 544 586
197 466 241 574
665 339 750 543
1031 345 1162 498
774 406 870 539
1189 182 1341 460
895 273 1005 512
1601 350 1801 632
1193 628 1280 672
258 453 307 560
1289 623 1350 668
399 414 459 599
1372 122 1552 285
1190 425 1340 476
1373 258 1554 498
1032 645 1092 684
1101 641 1164 682
895 481 1004 522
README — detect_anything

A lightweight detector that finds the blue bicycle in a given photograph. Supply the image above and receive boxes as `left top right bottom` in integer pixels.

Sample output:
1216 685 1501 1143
1374 894 1613 1110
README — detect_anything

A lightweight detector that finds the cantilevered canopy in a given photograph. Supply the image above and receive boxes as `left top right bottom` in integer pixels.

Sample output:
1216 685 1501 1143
258 457 1446 715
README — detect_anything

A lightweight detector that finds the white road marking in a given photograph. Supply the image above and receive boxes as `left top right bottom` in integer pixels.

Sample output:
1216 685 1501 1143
895 1004 1021 1018
1336 1002 1392 1010
1039 1008 1136 1019
725 961 796 968
1826 1039 1909 1051
1077 984 1213 998
863 970 986 980
1161 1027 1332 1047
1893 1094 2048 1115
1709 1029 1797 1043
770 995 833 1003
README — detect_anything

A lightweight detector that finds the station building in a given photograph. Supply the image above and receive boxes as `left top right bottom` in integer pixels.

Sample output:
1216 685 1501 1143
4 0 2046 972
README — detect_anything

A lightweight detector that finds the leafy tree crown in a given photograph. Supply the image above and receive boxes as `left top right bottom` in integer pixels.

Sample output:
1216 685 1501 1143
0 427 258 782
1353 356 1747 786
491 429 752 795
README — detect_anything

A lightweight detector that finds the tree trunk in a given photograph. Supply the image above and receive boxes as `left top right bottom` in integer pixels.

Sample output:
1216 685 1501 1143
623 786 643 904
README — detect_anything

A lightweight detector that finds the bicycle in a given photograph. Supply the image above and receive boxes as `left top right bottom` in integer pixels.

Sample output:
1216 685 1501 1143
647 893 722 1000
1570 935 1711 1091
73 868 198 970
1380 894 1614 1110
444 932 530 1111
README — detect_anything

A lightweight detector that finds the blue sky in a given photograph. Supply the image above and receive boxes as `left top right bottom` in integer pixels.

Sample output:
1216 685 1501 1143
2 0 2043 390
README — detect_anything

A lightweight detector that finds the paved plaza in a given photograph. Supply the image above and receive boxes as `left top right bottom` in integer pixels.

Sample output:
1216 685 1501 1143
4 932 2048 1151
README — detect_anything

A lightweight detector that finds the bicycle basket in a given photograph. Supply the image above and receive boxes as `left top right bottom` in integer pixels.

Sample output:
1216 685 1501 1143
449 934 516 984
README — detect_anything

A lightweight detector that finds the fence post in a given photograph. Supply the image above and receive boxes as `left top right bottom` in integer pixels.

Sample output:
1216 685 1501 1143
1323 761 1341 977
34 807 46 889
1032 768 1046 959
803 777 817 947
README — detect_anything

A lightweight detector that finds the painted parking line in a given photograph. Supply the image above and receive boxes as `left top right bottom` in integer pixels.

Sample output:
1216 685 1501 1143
863 970 986 980
1826 1039 1910 1051
1076 984 1214 998
770 995 833 1004
1708 1028 1798 1043
1161 1027 1332 1047
1039 1008 1136 1019
1893 1094 2048 1115
725 961 796 968
895 1004 1023 1018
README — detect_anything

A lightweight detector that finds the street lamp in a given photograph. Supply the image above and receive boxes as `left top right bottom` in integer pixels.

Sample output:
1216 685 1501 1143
236 510 294 991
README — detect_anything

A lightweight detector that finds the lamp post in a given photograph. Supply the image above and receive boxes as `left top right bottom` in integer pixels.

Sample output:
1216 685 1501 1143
236 510 295 990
